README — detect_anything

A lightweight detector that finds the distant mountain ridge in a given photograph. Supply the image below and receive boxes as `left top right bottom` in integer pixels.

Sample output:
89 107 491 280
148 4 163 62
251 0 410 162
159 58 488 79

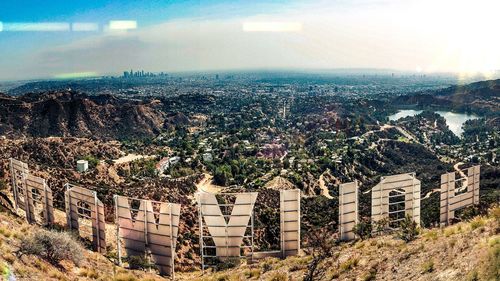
393 78 500 114
0 91 167 139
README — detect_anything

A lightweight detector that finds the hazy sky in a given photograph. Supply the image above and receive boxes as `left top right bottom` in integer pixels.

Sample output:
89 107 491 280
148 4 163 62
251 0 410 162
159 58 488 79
1 0 500 81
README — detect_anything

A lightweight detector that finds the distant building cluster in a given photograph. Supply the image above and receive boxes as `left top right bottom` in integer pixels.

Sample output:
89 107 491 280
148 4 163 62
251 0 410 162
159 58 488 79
122 69 168 78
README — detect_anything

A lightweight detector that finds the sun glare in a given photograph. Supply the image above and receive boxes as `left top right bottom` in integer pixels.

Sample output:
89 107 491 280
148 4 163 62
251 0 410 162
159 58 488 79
414 0 500 76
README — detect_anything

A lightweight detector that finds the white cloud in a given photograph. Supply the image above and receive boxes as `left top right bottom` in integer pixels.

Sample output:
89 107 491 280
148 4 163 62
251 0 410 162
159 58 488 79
2 0 500 80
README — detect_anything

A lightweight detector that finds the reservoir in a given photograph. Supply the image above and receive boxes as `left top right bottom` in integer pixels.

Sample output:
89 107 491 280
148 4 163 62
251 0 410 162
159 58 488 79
388 110 479 137
388 110 423 121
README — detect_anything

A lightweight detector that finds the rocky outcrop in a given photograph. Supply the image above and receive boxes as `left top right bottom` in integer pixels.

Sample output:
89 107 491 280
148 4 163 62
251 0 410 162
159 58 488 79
0 91 169 140
393 79 500 114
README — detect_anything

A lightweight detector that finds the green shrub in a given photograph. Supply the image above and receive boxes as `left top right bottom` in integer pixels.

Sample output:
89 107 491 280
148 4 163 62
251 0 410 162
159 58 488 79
83 155 99 168
489 236 500 247
423 230 438 241
261 259 275 273
125 255 154 270
478 239 500 280
353 219 372 240
491 206 500 223
215 257 240 271
397 215 419 243
373 218 389 233
420 259 434 274
361 269 377 281
444 227 457 237
456 206 480 221
0 180 7 191
469 217 485 230
465 269 479 281
0 227 12 238
266 272 288 281
19 229 83 266
0 262 9 278
303 229 338 281
339 257 359 273
244 268 261 279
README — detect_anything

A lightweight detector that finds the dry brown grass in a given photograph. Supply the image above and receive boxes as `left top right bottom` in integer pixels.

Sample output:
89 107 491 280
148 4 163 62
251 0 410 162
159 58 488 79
78 267 100 278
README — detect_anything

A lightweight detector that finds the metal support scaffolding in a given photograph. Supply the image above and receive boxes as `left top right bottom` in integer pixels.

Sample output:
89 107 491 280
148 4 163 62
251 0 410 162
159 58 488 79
64 183 106 253
115 195 180 278
196 192 257 272
371 172 421 230
9 158 54 226
440 165 480 225
9 158 28 214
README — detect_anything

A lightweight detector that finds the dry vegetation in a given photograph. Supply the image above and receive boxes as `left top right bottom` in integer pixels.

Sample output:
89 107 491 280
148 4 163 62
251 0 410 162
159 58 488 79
0 205 498 281
178 205 500 281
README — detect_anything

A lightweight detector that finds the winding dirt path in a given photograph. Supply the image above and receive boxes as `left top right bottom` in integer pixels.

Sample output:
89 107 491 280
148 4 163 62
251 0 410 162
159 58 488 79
195 173 224 194
420 162 468 200
319 171 333 199
113 153 155 165
454 162 469 192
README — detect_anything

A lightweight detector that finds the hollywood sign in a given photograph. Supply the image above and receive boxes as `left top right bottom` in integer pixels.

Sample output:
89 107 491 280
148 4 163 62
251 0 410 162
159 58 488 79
6 158 481 276
196 189 300 270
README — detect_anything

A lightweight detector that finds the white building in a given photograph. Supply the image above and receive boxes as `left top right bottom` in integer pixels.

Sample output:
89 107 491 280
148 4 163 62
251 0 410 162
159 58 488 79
169 156 181 166
76 160 88 173
202 153 213 162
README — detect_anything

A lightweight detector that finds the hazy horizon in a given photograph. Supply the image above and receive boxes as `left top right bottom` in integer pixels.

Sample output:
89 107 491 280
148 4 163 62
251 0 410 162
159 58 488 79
2 0 500 81
0 67 484 82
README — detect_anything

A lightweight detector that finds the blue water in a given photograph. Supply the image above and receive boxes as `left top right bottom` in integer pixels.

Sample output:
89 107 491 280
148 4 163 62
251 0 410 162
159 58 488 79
435 111 479 137
388 110 423 121
388 110 479 137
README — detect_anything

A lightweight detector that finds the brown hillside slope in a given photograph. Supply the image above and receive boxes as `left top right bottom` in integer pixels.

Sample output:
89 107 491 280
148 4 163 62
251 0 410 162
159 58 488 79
0 205 498 281
0 208 165 281
184 208 499 281
0 91 166 140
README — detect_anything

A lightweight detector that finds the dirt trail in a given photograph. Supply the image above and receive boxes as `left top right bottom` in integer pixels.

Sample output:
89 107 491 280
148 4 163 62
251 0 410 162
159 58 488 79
319 171 333 199
361 124 416 141
422 188 441 199
113 153 155 165
195 173 223 194
420 162 467 200
454 162 469 192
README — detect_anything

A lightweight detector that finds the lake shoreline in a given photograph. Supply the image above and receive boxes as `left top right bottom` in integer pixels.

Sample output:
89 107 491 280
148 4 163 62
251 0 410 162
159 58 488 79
388 109 479 137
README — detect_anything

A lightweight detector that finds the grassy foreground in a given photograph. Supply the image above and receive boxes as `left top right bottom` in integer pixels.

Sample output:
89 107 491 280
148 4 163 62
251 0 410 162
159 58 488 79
0 205 498 281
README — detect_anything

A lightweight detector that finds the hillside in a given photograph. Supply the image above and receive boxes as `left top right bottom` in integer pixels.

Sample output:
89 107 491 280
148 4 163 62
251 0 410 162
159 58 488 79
393 79 500 114
0 202 498 281
0 206 166 281
0 91 167 140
